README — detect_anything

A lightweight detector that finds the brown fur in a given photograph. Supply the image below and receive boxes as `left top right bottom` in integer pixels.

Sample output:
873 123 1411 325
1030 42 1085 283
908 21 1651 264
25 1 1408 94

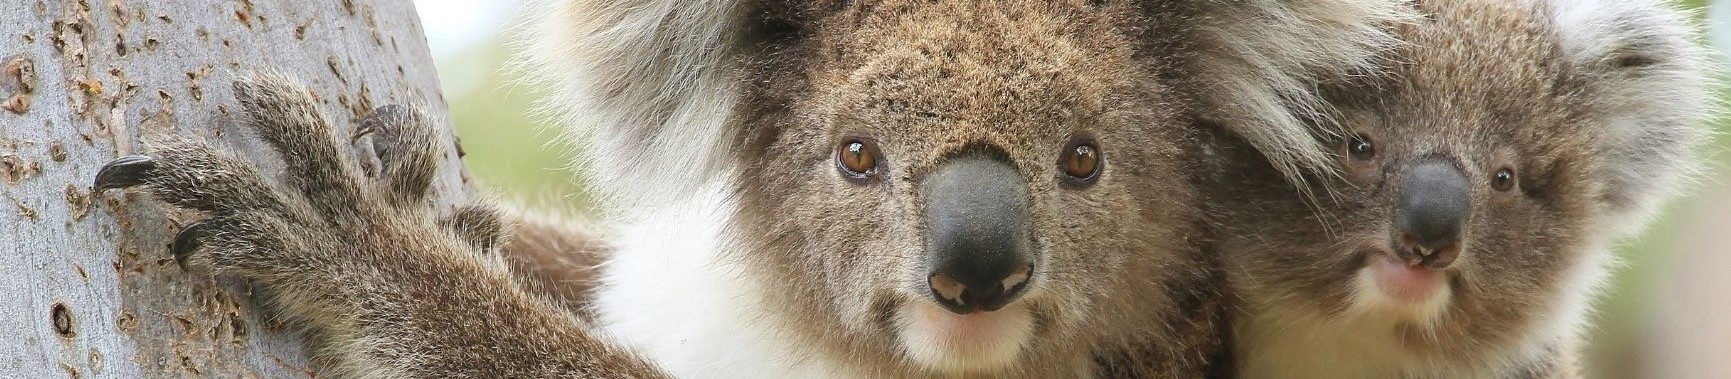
1210 0 1715 377
517 0 1411 211
497 210 612 321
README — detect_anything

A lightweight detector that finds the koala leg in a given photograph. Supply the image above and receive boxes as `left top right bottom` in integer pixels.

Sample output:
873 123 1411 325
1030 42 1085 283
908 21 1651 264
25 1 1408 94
95 73 669 378
495 210 612 320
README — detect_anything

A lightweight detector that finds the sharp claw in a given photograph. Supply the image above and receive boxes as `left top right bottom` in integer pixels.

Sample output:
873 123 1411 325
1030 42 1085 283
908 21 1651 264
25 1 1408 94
171 220 210 268
93 155 158 191
351 105 403 142
350 125 376 142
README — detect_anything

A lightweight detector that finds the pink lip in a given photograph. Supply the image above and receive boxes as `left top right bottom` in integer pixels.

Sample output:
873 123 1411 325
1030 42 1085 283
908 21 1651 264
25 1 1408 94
915 302 1022 345
1371 253 1444 303
896 300 1037 370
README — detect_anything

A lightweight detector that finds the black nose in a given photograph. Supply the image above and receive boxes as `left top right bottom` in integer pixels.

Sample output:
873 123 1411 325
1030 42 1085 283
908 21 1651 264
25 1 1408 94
923 156 1035 314
1393 161 1470 268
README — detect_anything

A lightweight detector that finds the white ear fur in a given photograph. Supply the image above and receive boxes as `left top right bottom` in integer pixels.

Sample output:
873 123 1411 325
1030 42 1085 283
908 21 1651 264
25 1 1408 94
514 0 749 216
1183 0 1417 190
1550 0 1721 235
515 0 1420 212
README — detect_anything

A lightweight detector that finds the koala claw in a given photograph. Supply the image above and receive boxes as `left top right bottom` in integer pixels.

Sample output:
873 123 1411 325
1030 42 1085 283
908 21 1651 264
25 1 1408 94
94 155 158 191
355 104 439 206
170 220 211 268
350 124 376 142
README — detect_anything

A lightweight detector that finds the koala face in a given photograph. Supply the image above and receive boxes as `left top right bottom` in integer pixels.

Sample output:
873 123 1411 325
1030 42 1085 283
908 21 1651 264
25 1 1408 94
1295 62 1601 349
1218 0 1713 373
1219 78 1600 375
730 0 1200 374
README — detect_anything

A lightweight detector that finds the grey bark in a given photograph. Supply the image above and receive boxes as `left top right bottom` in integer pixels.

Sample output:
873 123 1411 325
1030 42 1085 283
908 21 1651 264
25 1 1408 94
1 1 470 377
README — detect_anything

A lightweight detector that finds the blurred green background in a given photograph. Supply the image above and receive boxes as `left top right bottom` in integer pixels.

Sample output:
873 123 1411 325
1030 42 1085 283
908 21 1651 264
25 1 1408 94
417 1 1731 377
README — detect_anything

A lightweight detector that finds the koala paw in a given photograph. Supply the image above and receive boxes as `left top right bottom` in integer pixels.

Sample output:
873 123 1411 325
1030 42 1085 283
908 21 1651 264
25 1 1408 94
94 73 499 280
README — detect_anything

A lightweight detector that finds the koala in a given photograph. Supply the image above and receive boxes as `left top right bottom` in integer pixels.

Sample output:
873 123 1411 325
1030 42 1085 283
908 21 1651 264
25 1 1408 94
94 0 1415 378
1206 0 1718 377
515 0 1416 377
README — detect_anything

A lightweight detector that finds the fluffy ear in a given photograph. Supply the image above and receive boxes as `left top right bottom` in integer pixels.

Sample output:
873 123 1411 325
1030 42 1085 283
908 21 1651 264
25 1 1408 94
1177 0 1416 189
517 0 1417 211
1550 0 1720 234
515 0 752 214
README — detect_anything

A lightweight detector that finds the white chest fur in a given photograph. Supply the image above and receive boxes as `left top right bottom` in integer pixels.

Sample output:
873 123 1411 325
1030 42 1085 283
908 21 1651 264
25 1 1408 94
1234 305 1453 378
590 187 847 378
1232 245 1612 379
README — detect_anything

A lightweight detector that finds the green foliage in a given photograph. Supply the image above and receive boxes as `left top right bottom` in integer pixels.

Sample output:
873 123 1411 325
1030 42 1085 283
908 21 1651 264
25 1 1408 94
445 43 588 206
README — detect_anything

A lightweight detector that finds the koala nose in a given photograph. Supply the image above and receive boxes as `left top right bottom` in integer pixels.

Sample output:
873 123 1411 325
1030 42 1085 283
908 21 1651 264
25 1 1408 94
1393 160 1470 269
923 155 1035 314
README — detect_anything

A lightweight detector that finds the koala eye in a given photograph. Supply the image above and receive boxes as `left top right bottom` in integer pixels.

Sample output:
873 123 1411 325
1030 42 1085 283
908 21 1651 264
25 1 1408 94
1346 133 1376 161
836 138 883 181
1059 138 1102 185
1491 167 1516 191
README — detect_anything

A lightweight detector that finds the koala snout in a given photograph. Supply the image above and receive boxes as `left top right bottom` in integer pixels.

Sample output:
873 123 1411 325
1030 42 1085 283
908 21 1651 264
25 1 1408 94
922 155 1035 314
1392 160 1470 269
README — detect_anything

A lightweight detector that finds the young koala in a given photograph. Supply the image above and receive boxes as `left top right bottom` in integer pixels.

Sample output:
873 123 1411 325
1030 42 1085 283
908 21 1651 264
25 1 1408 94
94 0 1413 378
1209 0 1717 377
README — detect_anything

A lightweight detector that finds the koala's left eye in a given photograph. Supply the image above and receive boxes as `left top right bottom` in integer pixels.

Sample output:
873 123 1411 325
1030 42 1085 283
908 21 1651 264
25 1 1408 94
1491 167 1516 191
836 138 883 182
1059 138 1102 185
1346 133 1376 161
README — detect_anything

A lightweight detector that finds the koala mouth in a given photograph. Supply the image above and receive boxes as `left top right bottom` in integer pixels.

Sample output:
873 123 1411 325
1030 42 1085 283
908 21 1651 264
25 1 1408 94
1368 253 1445 302
891 300 1037 373
1353 249 1453 317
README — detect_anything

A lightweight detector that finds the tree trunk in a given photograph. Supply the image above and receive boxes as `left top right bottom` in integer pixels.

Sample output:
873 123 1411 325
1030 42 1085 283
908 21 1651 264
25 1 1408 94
0 1 469 377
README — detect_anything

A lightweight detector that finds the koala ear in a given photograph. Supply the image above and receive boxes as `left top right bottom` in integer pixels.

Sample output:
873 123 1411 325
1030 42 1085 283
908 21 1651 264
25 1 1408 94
1177 0 1416 190
516 0 758 214
1550 0 1719 233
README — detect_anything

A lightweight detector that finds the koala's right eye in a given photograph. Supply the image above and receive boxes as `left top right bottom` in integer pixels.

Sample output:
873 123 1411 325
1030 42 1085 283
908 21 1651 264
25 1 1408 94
1491 167 1517 191
1059 138 1103 186
1346 133 1377 161
836 138 883 181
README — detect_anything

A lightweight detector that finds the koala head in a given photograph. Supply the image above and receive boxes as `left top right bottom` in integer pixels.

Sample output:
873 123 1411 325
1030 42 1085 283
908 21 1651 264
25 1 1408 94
729 1 1198 374
1216 0 1715 369
524 0 1412 375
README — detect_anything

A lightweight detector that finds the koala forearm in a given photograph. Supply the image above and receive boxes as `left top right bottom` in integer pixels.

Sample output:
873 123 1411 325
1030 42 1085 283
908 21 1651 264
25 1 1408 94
98 73 671 379
295 250 664 378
